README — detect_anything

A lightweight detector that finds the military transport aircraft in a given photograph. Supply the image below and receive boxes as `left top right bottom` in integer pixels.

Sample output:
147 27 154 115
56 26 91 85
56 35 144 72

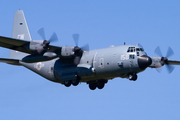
0 10 180 90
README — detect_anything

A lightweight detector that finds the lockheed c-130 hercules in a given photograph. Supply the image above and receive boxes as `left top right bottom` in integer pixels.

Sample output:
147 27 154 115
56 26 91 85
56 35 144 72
0 10 180 90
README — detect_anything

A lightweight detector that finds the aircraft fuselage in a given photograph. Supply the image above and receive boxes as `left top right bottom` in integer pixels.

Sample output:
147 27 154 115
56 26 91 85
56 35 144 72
20 45 149 85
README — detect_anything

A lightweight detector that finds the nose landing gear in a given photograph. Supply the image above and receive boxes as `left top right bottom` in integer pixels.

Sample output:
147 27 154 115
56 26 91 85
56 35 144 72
128 73 137 81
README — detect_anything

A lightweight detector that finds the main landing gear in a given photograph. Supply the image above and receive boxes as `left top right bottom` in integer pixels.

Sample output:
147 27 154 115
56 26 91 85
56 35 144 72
64 76 80 87
128 73 137 81
88 80 107 90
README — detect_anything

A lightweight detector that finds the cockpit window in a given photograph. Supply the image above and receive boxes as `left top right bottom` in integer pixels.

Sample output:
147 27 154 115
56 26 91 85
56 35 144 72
136 48 140 51
140 48 144 51
136 48 144 52
128 47 144 52
127 47 135 52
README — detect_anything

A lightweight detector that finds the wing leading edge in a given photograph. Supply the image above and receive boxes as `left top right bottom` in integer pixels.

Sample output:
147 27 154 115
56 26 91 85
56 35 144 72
168 60 180 65
0 58 20 65
0 36 31 54
0 36 62 55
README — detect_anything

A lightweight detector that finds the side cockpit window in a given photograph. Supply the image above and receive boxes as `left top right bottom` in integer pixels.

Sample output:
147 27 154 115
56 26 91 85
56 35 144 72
140 48 144 51
127 47 135 52
136 48 144 52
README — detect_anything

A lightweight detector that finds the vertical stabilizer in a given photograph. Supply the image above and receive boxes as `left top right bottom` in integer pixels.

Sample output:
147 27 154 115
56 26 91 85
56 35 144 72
9 10 32 59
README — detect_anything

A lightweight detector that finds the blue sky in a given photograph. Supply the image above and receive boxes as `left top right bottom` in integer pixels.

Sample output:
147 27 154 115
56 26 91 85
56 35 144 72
0 0 180 120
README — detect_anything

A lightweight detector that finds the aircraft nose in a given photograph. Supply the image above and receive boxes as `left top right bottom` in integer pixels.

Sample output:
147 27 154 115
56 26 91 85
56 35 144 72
138 55 152 70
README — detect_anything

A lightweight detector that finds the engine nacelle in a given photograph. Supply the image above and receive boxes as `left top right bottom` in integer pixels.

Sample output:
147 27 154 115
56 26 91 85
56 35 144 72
60 46 75 57
149 57 163 68
29 40 46 54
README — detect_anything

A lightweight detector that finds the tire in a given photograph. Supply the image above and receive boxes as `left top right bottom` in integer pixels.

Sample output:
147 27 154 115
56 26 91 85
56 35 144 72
129 74 138 81
72 79 80 86
89 84 96 90
133 74 138 81
64 80 72 87
97 83 105 89
129 74 133 80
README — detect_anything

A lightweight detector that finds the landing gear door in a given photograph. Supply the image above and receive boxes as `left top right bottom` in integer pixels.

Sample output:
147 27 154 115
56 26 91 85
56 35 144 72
93 52 105 74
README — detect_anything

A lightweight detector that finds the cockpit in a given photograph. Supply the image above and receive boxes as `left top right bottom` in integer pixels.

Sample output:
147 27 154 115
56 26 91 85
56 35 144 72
127 47 146 56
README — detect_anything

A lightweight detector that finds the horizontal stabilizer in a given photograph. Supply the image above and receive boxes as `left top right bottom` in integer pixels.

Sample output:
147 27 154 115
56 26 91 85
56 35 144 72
0 58 21 65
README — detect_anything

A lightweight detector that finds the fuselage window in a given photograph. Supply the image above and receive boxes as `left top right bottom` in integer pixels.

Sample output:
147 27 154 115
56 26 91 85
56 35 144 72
129 55 135 59
137 52 139 56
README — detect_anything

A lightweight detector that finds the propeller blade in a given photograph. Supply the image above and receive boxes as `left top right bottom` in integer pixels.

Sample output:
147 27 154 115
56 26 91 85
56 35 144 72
166 47 174 58
74 56 81 65
166 65 175 74
49 32 58 42
81 43 89 51
72 34 79 46
156 67 162 73
155 46 163 57
38 28 46 40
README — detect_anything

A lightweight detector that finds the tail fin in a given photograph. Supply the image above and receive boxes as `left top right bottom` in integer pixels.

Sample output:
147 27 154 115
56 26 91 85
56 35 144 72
9 10 32 59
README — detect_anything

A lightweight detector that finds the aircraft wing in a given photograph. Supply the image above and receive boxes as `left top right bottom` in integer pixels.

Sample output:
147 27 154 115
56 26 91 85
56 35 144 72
0 36 61 54
0 36 31 53
167 60 180 65
0 58 20 65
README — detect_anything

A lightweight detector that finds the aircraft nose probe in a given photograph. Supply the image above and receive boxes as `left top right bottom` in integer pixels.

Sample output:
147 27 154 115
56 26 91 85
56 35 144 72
138 55 152 70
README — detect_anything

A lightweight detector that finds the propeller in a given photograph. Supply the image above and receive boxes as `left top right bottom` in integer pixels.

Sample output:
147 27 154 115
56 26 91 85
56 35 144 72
38 28 58 49
72 34 79 47
72 34 89 65
154 46 175 73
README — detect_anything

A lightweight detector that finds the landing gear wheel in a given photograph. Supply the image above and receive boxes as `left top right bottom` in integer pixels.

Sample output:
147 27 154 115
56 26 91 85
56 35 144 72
89 84 96 90
133 74 137 81
129 74 137 81
64 80 72 87
129 74 134 80
97 83 105 89
72 79 80 86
